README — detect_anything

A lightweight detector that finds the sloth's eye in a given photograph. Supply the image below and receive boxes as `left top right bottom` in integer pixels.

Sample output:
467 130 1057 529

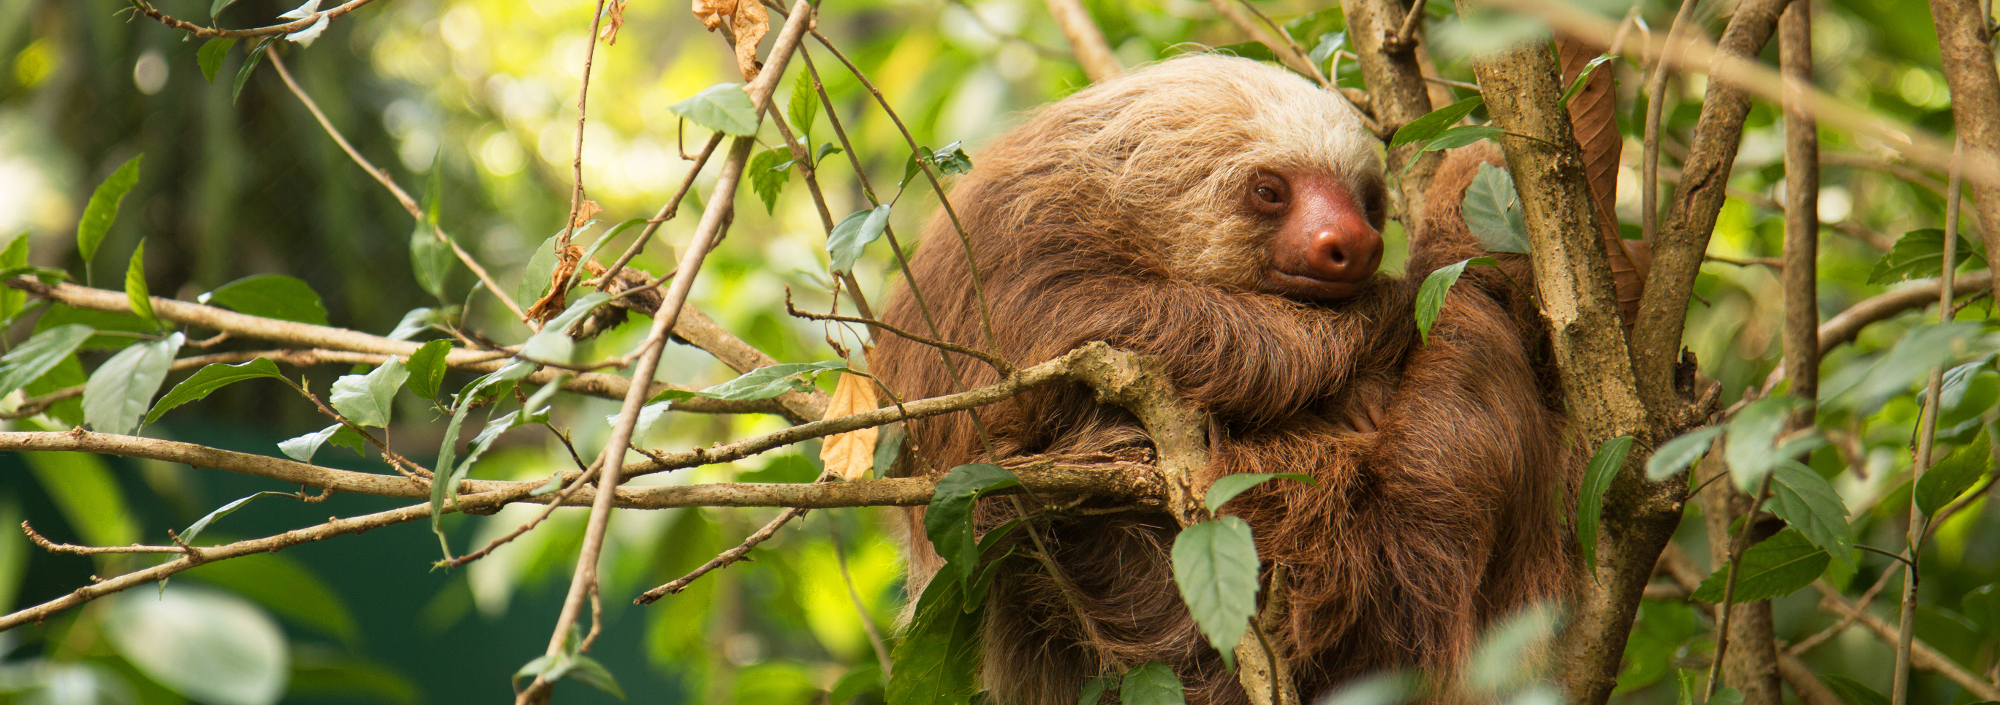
1256 186 1281 203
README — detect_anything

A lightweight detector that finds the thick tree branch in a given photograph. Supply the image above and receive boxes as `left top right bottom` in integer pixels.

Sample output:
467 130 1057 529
1471 41 1671 705
1042 0 1122 82
1930 0 2000 268
1342 0 1438 221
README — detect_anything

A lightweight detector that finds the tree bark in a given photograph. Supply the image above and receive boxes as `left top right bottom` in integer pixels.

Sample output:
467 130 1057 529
1342 0 1438 223
1930 0 2000 263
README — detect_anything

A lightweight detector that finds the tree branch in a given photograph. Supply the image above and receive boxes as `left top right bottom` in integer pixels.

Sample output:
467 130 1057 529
1042 0 1122 82
1342 0 1439 220
1930 0 2000 276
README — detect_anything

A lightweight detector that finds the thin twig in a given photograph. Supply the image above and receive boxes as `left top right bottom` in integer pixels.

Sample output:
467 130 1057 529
636 506 808 602
561 0 611 245
1707 473 1775 698
1642 0 1700 244
134 0 380 39
266 52 529 324
1789 568 1903 656
784 293 1013 375
22 522 186 555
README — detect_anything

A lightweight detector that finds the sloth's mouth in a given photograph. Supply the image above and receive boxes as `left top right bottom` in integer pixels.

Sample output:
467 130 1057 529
1263 267 1376 301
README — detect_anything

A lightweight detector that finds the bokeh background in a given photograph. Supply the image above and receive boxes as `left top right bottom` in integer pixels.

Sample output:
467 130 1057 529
2 0 1996 702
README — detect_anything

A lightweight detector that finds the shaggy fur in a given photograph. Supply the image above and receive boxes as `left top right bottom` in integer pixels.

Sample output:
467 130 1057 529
869 55 1578 705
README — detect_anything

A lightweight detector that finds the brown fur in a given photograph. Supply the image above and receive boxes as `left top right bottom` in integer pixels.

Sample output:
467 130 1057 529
869 55 1579 705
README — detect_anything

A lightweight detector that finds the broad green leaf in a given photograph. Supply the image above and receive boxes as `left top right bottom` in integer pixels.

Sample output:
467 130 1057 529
210 0 240 19
1939 357 1998 425
565 654 625 700
1461 163 1529 254
454 410 525 479
1467 603 1561 694
788 68 819 141
410 224 455 300
669 83 760 136
431 361 536 543
387 306 455 341
1402 125 1506 176
929 142 973 176
103 588 287 705
695 360 847 401
1391 95 1484 147
873 423 907 479
1769 461 1854 568
279 424 347 463
1079 675 1112 705
1819 675 1888 705
925 462 1023 589
829 666 882 705
520 291 613 364
750 147 792 214
1867 228 1987 285
517 231 564 307
1615 599 1701 692
26 355 86 426
1415 256 1497 343
1824 322 1982 413
1308 31 1345 65
233 38 274 103
0 324 94 399
181 491 296 545
1646 426 1722 481
78 154 143 266
405 339 452 399
36 304 149 350
817 142 844 163
0 232 28 323
828 205 892 273
1557 54 1616 110
885 572 981 705
329 359 408 428
604 399 672 441
1723 396 1805 492
1917 425 1992 516
1690 529 1829 603
124 240 154 325
1577 435 1635 573
1171 517 1260 669
1961 583 2000 641
146 358 285 425
183 552 359 645
197 274 329 325
198 38 237 82
82 332 183 435
1118 662 1186 705
22 449 134 547
1204 472 1315 513
1709 688 1745 705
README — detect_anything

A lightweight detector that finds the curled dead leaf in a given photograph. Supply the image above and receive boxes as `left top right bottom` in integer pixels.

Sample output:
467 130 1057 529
819 372 879 480
730 1 768 81
691 0 733 31
600 0 629 45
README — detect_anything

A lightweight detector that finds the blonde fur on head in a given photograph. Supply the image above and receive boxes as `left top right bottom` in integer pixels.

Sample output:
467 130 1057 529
979 54 1382 293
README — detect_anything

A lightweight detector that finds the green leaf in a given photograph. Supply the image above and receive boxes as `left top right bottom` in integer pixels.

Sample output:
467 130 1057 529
1961 583 2000 641
329 359 409 428
1118 662 1186 705
182 553 360 645
422 149 443 227
410 223 455 301
1391 95 1484 147
1307 31 1345 65
22 450 134 547
388 306 455 341
1204 472 1315 513
233 38 274 103
124 240 154 326
0 324 94 399
1646 426 1722 481
565 654 625 700
146 358 284 425
211 0 240 19
1557 54 1615 110
1917 425 1991 515
1690 529 1829 603
1708 688 1745 705
279 424 348 463
1171 517 1260 669
788 69 819 141
1939 356 1998 425
197 274 329 325
1724 395 1807 492
669 83 760 136
78 154 143 266
1769 461 1854 569
197 38 237 82
1467 604 1561 693
1576 435 1635 573
603 399 671 441
1461 163 1529 254
520 291 613 365
37 304 149 350
517 231 564 307
885 572 981 705
431 361 535 542
750 147 792 214
0 232 29 323
1868 228 1987 285
817 142 844 163
1415 256 1497 343
1819 675 1888 705
829 666 882 705
924 463 1023 588
103 588 287 705
828 205 892 273
27 355 86 426
928 142 973 176
695 360 847 401
455 410 525 479
405 339 452 399
1824 322 1983 413
82 332 183 435
181 491 296 545
873 423 907 479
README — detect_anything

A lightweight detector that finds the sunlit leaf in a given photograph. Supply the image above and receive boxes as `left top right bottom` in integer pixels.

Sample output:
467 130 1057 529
1768 461 1854 569
1824 322 1983 413
1577 435 1635 573
1204 472 1315 513
1171 517 1259 668
1462 163 1529 254
287 15 330 46
0 232 28 323
83 332 183 435
78 154 143 266
820 372 880 480
788 68 819 141
1403 125 1506 176
181 491 297 545
329 359 408 428
1118 662 1186 705
517 231 564 308
1416 256 1497 343
277 0 321 19
1391 95 1484 147
1723 396 1806 492
0 324 94 399
147 358 285 425
198 274 329 325
198 38 237 82
1917 424 1992 516
696 360 846 400
669 83 760 136
123 240 155 326
1646 426 1722 481
828 205 892 273
750 147 792 214
1691 529 1828 603
1308 31 1345 65
1868 228 1987 285
404 339 452 399
279 424 348 464
105 588 288 705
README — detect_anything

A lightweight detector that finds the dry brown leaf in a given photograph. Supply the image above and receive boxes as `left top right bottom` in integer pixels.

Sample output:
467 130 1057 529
571 199 603 229
600 0 629 45
692 0 733 31
1557 34 1645 328
730 1 768 81
819 372 879 480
